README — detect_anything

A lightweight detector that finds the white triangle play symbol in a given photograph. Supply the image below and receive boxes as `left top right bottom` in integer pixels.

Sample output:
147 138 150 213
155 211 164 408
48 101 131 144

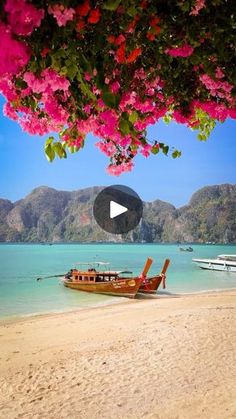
110 201 128 219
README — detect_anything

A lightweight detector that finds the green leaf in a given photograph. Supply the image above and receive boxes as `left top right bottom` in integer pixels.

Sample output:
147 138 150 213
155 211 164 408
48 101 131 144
68 144 83 153
53 49 66 60
159 143 169 156
163 114 172 124
77 71 96 101
131 144 138 152
162 145 169 156
119 118 130 135
67 64 78 80
15 78 28 89
44 143 55 162
198 133 207 141
102 90 120 108
102 0 121 11
45 137 54 146
151 145 160 155
95 67 105 89
172 150 182 158
129 111 138 124
53 142 67 159
79 54 92 73
127 6 137 17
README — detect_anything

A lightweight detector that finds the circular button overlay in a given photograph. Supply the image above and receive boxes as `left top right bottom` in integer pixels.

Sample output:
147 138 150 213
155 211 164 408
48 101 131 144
93 185 143 235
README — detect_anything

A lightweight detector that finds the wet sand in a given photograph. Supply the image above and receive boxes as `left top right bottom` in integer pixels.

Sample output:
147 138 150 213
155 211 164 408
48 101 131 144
0 290 236 419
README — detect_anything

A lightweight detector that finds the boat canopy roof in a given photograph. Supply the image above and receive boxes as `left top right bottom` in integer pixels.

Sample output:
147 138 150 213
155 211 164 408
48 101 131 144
73 262 133 275
217 255 236 261
75 261 110 265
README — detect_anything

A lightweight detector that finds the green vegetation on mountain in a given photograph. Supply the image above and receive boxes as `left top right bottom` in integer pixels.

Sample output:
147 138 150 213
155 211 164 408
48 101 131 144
0 184 235 243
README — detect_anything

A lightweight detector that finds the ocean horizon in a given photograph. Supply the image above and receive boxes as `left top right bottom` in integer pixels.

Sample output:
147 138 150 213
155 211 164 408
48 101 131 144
0 243 236 320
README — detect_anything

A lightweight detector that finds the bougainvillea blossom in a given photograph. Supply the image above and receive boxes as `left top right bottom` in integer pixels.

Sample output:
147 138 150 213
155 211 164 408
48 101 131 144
0 0 235 175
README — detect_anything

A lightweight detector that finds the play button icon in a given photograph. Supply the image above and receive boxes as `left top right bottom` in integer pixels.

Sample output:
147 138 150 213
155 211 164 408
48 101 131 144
93 185 143 234
110 201 128 219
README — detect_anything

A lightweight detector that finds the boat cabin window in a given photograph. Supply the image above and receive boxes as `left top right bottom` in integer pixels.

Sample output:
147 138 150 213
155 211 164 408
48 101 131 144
75 275 78 280
104 275 116 281
79 275 82 280
90 276 94 281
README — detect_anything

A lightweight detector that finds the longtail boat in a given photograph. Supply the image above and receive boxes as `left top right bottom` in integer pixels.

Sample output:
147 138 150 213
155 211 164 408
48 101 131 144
63 258 153 298
138 259 170 294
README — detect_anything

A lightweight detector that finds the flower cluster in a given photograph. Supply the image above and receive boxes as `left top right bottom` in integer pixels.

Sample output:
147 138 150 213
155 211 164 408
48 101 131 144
48 4 75 27
165 44 194 58
190 0 206 16
0 23 30 76
0 0 235 174
5 0 44 35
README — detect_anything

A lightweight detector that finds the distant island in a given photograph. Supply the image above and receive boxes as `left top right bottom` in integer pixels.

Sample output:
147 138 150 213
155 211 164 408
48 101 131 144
0 184 235 243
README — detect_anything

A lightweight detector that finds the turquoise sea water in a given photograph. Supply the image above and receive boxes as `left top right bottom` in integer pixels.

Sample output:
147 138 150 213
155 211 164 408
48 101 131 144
0 243 236 319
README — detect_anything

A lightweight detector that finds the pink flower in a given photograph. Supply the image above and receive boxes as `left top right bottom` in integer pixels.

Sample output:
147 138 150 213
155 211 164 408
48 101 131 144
96 141 117 157
146 88 155 96
134 120 148 131
190 0 206 16
44 97 69 125
196 101 229 121
106 161 134 176
119 92 137 111
0 77 18 101
199 73 233 102
141 144 152 157
215 67 225 80
98 110 119 137
24 69 70 94
134 98 155 113
229 109 236 119
5 0 44 36
19 112 51 135
3 102 18 120
83 104 91 114
48 4 75 27
110 81 120 94
0 23 30 76
84 72 92 81
119 136 132 147
165 44 194 58
173 110 190 124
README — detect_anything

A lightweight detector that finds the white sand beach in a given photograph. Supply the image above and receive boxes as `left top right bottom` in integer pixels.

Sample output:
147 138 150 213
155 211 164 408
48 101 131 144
0 290 236 419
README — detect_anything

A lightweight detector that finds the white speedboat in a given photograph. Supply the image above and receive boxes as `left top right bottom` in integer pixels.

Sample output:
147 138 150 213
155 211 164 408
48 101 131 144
192 255 236 272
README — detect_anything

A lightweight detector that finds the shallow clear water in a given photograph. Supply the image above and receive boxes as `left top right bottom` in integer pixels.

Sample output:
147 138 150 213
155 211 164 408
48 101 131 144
0 243 235 319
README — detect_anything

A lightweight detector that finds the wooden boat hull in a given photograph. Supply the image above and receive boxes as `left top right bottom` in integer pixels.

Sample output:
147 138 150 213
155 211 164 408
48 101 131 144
138 259 170 294
63 277 142 298
138 275 163 294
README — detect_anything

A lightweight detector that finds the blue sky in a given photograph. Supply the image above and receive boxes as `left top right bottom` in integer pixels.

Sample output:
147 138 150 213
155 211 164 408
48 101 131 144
0 95 235 207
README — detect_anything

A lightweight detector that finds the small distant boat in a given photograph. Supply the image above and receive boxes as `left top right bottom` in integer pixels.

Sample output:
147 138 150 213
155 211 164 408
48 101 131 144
63 258 153 298
138 259 170 294
192 254 236 272
179 246 193 252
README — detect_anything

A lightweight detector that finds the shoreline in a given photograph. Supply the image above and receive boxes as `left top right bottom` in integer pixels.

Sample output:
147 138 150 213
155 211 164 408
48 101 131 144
0 289 235 418
1 287 236 326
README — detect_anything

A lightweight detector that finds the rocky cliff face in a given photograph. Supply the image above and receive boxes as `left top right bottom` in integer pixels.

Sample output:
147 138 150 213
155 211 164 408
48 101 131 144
0 184 235 243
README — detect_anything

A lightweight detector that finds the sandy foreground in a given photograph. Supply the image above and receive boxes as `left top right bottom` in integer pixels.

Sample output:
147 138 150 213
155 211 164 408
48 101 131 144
0 291 236 419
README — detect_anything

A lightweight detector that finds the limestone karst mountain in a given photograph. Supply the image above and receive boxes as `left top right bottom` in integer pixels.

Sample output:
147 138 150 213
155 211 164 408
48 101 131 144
0 184 235 243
